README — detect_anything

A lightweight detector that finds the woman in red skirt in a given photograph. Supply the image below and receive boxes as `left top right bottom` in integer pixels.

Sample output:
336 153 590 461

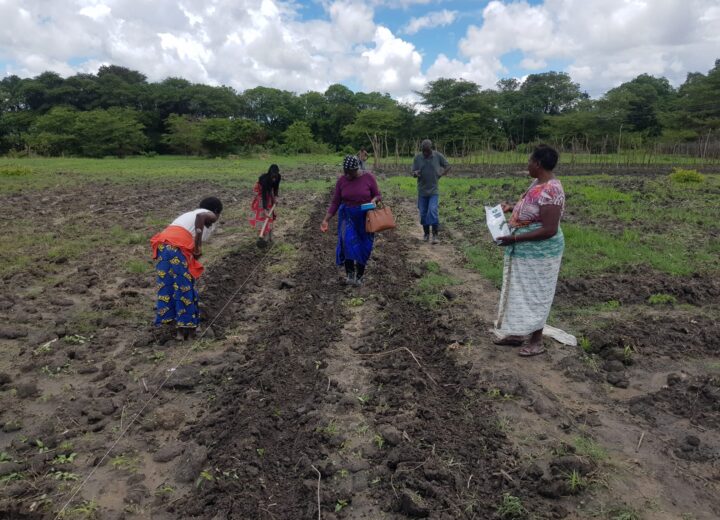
250 164 281 244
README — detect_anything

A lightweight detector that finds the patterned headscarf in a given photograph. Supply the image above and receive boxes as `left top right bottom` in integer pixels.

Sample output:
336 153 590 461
343 155 360 171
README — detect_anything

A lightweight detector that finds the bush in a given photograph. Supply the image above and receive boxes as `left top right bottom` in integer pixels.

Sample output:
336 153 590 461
669 167 704 183
0 165 33 176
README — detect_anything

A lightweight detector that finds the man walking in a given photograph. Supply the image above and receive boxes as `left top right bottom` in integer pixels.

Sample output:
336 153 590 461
412 139 451 243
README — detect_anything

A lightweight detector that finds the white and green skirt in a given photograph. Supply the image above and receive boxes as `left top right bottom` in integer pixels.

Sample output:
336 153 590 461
495 224 565 337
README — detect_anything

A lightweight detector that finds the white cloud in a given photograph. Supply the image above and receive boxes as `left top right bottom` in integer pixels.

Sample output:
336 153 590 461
401 9 458 35
360 26 425 96
0 0 718 100
443 0 720 96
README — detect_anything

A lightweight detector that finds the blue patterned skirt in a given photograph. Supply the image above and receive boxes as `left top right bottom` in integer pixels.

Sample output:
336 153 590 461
336 204 374 266
154 244 199 328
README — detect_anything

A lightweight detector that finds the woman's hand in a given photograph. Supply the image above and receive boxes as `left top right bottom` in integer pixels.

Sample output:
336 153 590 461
496 235 516 247
320 220 329 233
501 203 514 213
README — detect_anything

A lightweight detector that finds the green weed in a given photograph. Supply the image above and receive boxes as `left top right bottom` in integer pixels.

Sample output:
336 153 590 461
335 499 349 512
573 436 608 462
110 454 140 473
0 165 33 176
670 168 704 183
647 293 677 305
609 508 641 520
58 499 99 519
496 493 527 519
579 336 592 353
568 469 587 493
347 297 365 307
126 259 152 274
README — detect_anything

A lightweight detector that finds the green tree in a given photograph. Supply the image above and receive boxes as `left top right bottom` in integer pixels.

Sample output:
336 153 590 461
282 121 316 154
162 114 204 155
74 108 148 157
28 106 79 155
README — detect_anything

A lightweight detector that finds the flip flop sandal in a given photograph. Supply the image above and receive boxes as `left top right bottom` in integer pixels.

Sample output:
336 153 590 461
518 345 546 357
493 337 524 347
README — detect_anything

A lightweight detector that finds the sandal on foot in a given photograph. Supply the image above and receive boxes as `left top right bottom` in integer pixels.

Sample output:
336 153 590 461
518 344 546 357
493 336 524 347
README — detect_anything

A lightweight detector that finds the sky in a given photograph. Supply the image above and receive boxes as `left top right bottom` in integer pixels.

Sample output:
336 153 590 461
1 0 719 103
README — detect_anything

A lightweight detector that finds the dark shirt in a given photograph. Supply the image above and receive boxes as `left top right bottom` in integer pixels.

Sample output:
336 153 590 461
327 173 381 217
258 172 281 209
412 151 449 197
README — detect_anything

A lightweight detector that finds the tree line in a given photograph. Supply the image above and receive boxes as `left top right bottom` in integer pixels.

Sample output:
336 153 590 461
0 61 718 159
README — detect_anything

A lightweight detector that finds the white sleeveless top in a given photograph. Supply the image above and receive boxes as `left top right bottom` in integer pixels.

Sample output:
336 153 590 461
171 209 216 241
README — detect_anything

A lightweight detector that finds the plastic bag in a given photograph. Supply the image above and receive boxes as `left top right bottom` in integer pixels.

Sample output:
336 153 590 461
485 205 511 244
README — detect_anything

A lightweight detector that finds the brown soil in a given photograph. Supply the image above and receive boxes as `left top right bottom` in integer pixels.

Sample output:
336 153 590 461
1 174 718 520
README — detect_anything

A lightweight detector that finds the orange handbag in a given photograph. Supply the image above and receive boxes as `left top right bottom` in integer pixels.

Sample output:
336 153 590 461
366 203 396 233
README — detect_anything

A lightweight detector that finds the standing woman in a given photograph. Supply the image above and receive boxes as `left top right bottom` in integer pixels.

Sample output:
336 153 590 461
495 145 565 357
250 164 281 244
320 155 381 286
150 197 223 340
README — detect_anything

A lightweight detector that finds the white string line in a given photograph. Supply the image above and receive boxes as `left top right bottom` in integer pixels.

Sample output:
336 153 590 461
54 241 277 518
55 193 323 517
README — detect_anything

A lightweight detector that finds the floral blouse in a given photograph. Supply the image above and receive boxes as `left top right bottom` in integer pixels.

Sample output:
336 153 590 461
509 178 565 228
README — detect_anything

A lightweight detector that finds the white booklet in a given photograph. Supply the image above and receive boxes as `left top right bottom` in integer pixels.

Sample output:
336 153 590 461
485 204 511 244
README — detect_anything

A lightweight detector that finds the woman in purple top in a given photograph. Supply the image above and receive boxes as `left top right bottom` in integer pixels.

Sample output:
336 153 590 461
320 155 382 286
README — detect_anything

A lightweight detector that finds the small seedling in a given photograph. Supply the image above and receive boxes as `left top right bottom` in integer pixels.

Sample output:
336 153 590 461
356 394 370 405
0 472 23 483
496 417 511 432
155 485 175 497
63 335 87 345
195 470 214 488
601 300 621 310
61 500 99 519
146 351 166 363
579 336 592 353
110 454 139 473
338 469 349 478
496 493 527 519
373 434 385 449
622 345 634 363
348 297 365 307
36 440 50 454
256 448 265 457
610 508 641 520
52 471 80 481
320 421 338 436
335 499 349 512
0 452 11 462
53 453 77 465
33 338 58 356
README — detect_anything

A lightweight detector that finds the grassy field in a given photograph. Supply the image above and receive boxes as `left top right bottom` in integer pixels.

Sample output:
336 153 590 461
3 155 718 285
385 172 720 285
